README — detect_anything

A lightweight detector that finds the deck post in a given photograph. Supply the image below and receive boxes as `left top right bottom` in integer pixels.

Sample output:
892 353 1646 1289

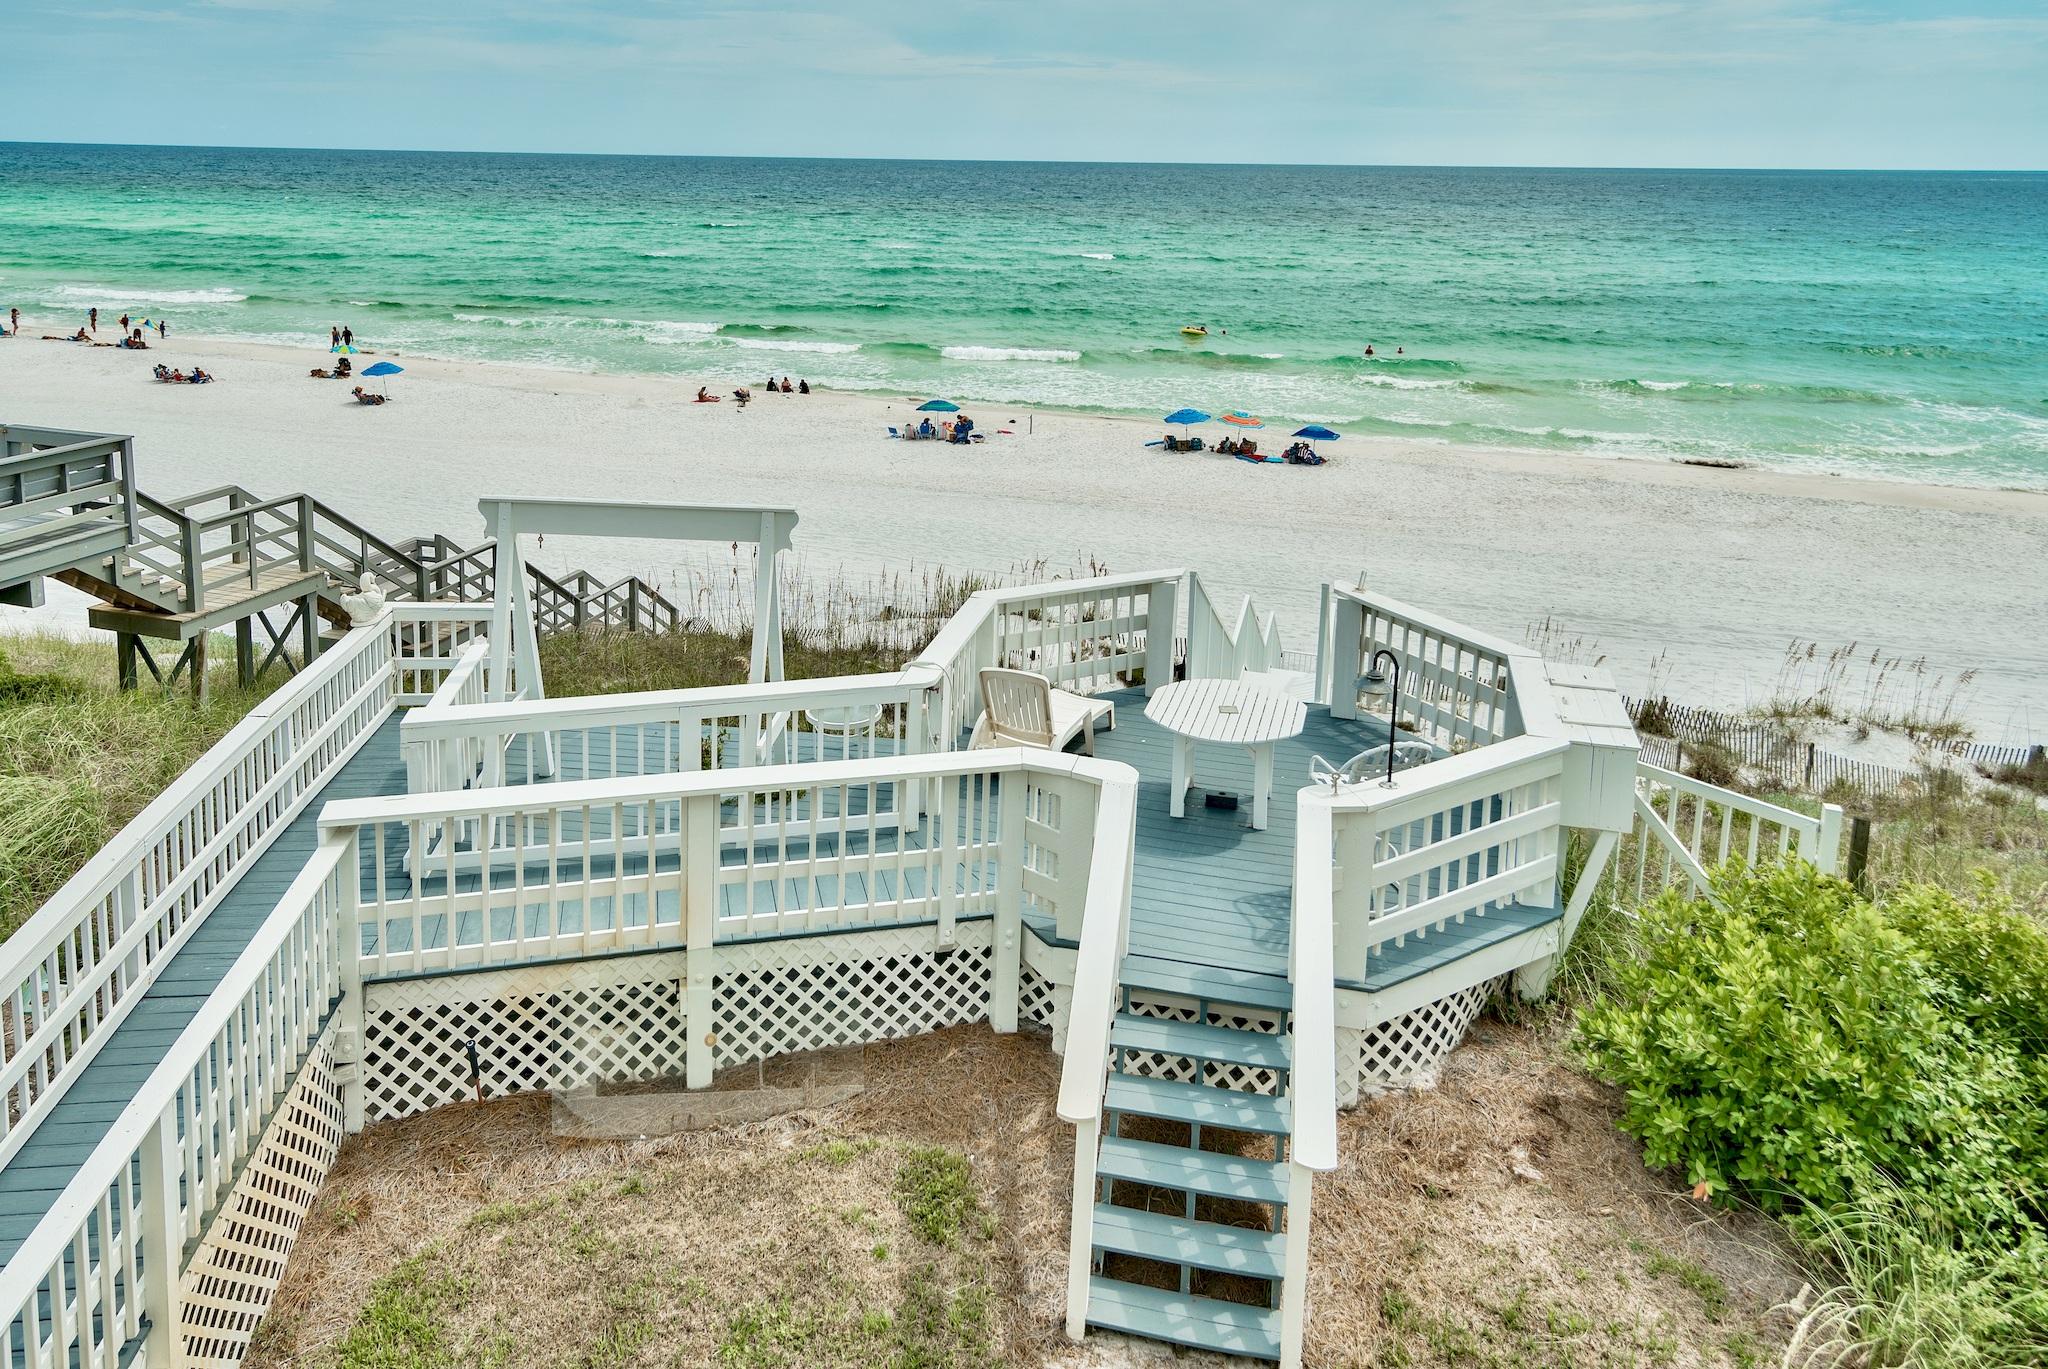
300 592 321 666
1056 779 1098 946
1518 828 1617 1000
190 633 208 703
235 616 255 686
991 770 1026 1032
1327 594 1363 720
1144 576 1175 695
139 1102 186 1363
683 794 719 1089
336 830 368 1132
116 631 139 690
1813 802 1844 875
1312 583 1332 705
1277 1161 1314 1368
1064 1114 1100 1340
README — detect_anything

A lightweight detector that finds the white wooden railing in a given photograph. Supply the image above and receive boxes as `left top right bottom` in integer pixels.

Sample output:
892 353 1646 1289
1051 767 1139 1339
1631 762 1842 901
1183 570 1283 680
1326 736 1569 982
911 570 1181 746
1325 585 1527 752
0 604 481 1173
398 667 943 798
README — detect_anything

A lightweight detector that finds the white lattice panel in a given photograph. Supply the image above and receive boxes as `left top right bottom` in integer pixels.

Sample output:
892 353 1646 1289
179 1031 347 1367
1344 976 1502 1101
1017 963 1066 1047
361 956 689 1122
714 924 994 1066
1117 994 1286 1096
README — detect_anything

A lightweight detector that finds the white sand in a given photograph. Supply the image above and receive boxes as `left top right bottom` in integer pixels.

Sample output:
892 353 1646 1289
3 327 2043 742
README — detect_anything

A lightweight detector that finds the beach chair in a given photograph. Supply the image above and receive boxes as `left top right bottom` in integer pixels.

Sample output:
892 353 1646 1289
970 667 1115 756
1309 740 1435 786
888 426 901 439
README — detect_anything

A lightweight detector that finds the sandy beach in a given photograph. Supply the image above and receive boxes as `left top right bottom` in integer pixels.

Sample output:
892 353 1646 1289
3 326 2043 741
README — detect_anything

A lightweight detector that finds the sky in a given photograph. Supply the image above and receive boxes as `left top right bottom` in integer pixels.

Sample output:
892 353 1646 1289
4 0 2045 169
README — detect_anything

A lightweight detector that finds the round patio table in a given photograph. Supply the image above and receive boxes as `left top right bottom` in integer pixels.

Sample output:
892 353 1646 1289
1143 679 1307 830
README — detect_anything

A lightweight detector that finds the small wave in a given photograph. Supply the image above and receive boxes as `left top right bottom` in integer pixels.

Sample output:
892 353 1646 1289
1586 378 1899 405
942 345 1080 363
1079 252 1116 261
875 241 920 251
719 323 809 338
1360 354 1464 375
1356 373 1455 391
47 283 247 305
732 338 859 354
699 221 748 229
637 249 692 258
1132 347 1289 370
865 341 945 361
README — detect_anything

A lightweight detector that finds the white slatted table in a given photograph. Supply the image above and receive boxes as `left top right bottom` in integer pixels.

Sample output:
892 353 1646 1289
1144 679 1308 830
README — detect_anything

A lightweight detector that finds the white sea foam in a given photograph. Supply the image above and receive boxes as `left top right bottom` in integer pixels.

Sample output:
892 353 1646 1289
631 319 719 336
1357 372 1454 391
1079 252 1116 261
1638 379 1691 391
941 345 1080 363
733 338 859 355
45 284 247 305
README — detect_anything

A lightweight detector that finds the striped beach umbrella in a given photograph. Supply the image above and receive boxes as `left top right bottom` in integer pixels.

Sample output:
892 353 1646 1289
1220 410 1264 428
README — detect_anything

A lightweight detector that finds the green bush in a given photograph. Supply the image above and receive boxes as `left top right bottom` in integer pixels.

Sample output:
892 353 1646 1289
1576 863 2048 1241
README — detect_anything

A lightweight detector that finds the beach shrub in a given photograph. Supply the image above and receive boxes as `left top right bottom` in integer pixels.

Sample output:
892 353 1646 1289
1678 738 1741 787
1577 863 2048 1238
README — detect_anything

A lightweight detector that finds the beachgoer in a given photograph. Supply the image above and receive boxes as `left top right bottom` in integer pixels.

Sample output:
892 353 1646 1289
90 307 98 333
191 368 212 383
342 325 353 347
158 320 167 339
1364 344 1375 357
331 326 340 348
120 314 130 333
734 387 751 408
780 376 792 393
798 379 809 394
9 309 17 335
1395 346 1404 355
918 417 935 438
336 356 351 376
697 386 710 401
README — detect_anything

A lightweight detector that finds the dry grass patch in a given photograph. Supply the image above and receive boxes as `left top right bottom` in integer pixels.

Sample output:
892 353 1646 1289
253 1020 1797 1369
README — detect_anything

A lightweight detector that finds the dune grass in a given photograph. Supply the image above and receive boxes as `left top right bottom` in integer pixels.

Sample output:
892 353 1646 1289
0 631 278 942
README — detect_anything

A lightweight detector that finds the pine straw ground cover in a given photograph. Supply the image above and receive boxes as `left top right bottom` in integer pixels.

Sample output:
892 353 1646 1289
250 1020 1795 1369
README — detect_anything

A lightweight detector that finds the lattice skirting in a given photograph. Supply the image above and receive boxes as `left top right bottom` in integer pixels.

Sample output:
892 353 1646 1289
1339 975 1504 1104
1017 963 1067 1047
361 954 689 1123
714 922 994 1066
179 1030 347 1367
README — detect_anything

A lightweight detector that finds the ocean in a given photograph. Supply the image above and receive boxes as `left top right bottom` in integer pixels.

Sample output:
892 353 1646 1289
3 143 2045 489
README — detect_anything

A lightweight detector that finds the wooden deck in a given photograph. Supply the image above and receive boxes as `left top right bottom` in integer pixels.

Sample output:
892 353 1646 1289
0 688 1537 1259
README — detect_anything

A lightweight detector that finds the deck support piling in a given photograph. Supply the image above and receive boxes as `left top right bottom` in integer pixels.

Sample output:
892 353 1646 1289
236 616 256 686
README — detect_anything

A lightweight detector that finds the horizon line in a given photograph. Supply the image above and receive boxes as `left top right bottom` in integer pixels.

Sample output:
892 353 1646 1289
3 138 2042 176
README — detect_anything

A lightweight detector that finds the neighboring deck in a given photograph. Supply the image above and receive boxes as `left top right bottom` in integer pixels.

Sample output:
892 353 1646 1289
0 719 406 1266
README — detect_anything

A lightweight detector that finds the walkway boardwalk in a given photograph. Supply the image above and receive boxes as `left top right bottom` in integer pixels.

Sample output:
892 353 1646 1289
0 718 407 1265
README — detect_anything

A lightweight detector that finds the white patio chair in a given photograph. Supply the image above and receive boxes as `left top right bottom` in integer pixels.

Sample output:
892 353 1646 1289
1310 740 1435 787
970 667 1116 755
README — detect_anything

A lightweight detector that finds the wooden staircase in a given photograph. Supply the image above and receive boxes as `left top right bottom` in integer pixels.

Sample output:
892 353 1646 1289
1080 955 1303 1363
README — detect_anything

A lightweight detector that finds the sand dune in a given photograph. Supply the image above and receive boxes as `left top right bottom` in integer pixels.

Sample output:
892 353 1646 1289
3 329 2043 741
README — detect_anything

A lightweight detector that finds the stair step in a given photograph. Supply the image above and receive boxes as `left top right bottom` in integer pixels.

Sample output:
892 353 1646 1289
1086 1275 1280 1361
1110 1013 1291 1072
1097 1137 1289 1206
1121 955 1294 1013
1104 1074 1290 1135
1091 1204 1285 1281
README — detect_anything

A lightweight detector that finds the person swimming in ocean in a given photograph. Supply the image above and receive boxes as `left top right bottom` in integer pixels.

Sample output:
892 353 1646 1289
1364 344 1376 357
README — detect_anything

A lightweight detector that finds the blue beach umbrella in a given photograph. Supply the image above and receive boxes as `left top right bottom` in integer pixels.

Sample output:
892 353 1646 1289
1164 407 1210 427
916 399 960 412
361 360 403 396
1292 425 1341 441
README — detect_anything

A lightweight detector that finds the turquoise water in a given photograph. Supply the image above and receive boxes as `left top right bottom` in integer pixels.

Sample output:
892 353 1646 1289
4 144 2046 488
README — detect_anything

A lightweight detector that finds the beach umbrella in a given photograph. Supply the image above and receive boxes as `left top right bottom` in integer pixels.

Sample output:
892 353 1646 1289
361 360 403 396
1220 410 1264 428
916 399 960 412
331 342 356 355
1292 425 1341 441
1164 407 1210 427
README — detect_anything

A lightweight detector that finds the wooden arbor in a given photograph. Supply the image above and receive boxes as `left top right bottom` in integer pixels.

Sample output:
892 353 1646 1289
478 497 800 752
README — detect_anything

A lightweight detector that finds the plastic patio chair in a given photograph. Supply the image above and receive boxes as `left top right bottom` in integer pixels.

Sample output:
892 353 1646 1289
970 667 1116 756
